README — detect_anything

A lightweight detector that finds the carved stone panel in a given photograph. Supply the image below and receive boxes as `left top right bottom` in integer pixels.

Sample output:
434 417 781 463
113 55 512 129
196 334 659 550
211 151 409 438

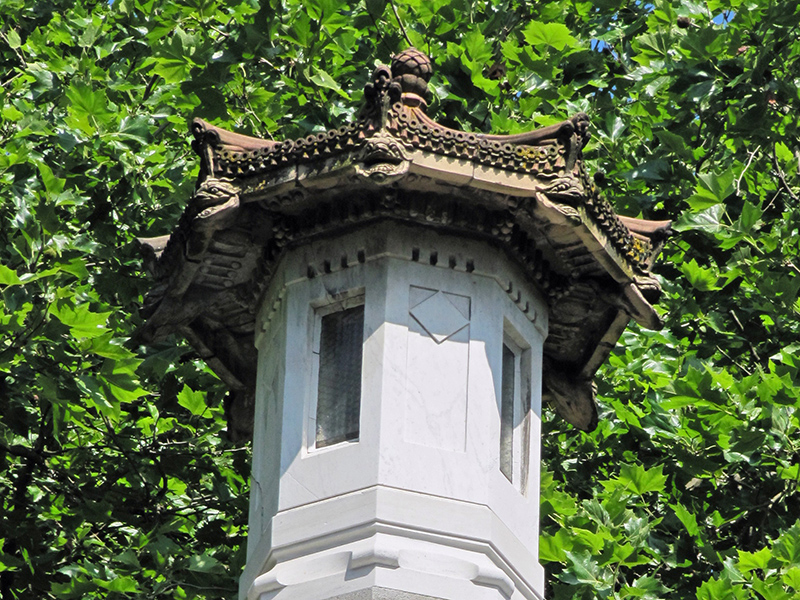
405 286 471 452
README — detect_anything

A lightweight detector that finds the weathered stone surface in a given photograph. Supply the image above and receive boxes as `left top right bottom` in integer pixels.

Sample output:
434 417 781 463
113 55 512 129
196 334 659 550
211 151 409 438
138 48 671 435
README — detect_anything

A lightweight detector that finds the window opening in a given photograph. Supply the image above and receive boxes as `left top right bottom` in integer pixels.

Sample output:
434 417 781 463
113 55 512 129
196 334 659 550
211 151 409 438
500 343 516 481
499 327 532 492
314 304 364 448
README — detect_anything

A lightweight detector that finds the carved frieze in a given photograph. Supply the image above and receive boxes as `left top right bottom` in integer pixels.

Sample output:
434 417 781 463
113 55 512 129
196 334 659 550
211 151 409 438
353 135 411 185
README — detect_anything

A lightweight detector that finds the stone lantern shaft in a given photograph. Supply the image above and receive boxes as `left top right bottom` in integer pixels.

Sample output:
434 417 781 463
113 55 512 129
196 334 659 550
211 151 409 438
243 222 547 600
138 48 671 600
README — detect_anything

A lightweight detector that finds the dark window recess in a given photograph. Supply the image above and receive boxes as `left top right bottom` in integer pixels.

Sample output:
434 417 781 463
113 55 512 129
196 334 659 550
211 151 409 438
315 305 364 447
500 343 516 482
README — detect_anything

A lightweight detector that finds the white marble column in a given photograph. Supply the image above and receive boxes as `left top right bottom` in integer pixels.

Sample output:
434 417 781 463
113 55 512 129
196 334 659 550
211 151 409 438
241 222 548 600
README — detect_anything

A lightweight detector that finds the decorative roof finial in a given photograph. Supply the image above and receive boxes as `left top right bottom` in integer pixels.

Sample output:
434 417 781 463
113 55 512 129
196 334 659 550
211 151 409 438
390 47 432 108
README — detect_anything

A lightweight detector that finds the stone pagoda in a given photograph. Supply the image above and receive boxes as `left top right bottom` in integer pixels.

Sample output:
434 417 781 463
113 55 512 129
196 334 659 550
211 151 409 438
139 48 670 600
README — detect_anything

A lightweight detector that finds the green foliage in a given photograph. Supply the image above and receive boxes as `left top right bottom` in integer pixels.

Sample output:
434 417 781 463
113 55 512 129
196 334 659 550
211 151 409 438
1 0 799 598
529 0 800 596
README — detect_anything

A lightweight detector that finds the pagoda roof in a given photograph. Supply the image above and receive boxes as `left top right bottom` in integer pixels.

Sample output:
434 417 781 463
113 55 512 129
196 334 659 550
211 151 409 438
138 48 670 437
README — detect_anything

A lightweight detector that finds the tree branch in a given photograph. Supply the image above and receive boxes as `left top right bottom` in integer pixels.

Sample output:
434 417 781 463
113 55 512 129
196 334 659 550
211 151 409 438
729 309 762 366
0 441 45 463
389 0 413 47
736 145 760 196
141 74 160 104
772 144 799 202
365 6 392 54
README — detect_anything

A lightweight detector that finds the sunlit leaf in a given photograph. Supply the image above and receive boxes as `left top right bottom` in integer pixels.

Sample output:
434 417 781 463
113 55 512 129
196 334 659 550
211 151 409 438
178 384 208 416
523 21 577 51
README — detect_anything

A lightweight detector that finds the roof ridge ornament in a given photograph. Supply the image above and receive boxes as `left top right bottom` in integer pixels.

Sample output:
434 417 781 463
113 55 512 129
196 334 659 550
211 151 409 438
363 47 432 126
390 47 432 109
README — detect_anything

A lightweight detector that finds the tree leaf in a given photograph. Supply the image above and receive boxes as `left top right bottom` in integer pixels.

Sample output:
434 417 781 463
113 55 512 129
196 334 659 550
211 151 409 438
463 29 492 63
7 30 21 49
187 552 224 573
310 69 349 99
618 464 667 496
178 384 208 416
36 162 66 197
522 21 577 51
48 300 111 339
95 576 139 592
680 259 721 291
673 503 700 536
738 547 773 572
673 204 724 233
0 264 22 286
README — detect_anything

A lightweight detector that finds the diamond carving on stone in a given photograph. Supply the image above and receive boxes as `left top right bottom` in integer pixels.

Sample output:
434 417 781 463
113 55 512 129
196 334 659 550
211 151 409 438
409 289 470 344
